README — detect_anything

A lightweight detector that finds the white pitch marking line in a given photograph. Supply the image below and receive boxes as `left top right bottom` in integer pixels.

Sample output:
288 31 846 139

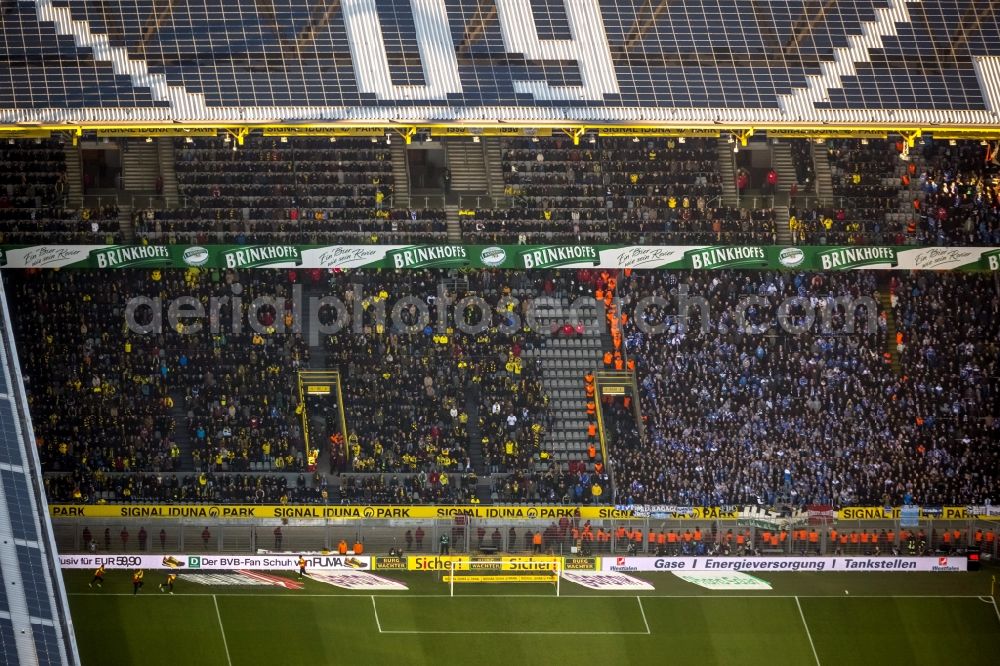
379 630 651 635
213 595 233 666
371 595 383 634
637 596 651 635
991 597 1000 628
795 596 821 666
66 593 992 599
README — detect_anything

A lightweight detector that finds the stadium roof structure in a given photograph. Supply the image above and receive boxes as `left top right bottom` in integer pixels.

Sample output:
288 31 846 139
0 281 77 666
1 0 1000 136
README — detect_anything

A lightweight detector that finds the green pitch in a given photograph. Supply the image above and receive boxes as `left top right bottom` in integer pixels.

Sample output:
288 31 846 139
65 568 1000 666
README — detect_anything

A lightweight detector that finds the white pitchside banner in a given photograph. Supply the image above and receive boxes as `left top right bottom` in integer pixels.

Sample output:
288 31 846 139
560 571 655 591
310 571 409 590
59 554 371 570
603 556 966 573
673 571 773 590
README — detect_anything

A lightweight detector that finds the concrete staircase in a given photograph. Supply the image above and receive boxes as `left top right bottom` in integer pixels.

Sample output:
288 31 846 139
121 140 160 193
168 388 195 470
445 139 489 195
483 138 506 202
157 138 179 206
812 142 834 206
879 278 901 375
444 204 462 243
717 141 739 207
774 204 791 245
893 148 926 238
770 141 795 207
389 141 410 208
117 202 134 242
63 143 83 209
522 297 604 462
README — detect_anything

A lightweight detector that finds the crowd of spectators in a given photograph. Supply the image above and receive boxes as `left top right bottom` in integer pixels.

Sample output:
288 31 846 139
169 269 310 473
913 139 1000 245
0 139 120 243
5 264 998 509
137 136 446 244
463 137 773 243
7 270 179 481
613 270 998 507
337 472 478 504
6 268 313 505
464 137 606 242
321 270 552 479
794 139 1000 245
603 137 731 242
43 472 324 504
9 269 597 505
3 136 997 246
819 138 904 244
891 272 999 504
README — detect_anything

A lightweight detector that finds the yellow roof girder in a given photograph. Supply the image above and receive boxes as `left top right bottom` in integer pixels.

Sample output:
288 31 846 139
3 122 1000 141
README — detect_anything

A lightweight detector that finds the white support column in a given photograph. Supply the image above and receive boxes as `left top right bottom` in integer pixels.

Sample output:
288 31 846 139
973 57 1000 116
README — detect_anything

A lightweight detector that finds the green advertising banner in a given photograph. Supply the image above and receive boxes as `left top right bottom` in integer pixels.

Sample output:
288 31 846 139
0 244 996 271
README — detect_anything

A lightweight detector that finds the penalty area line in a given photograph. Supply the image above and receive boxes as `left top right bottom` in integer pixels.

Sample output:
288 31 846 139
637 596 651 635
213 595 233 666
795 596 821 666
371 595 384 634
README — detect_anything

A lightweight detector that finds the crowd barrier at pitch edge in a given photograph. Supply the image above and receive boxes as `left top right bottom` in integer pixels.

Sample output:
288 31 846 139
57 554 968 573
48 504 1000 521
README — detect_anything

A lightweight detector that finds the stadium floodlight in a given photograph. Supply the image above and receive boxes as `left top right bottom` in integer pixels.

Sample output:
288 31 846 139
678 137 686 143
733 145 739 153
329 137 337 143
280 136 288 143
531 137 539 143
632 136 640 143
385 135 391 145
861 139 869 145
145 137 153 143
588 135 596 144
472 136 480 143
185 137 193 143
949 139 957 146
371 137 378 143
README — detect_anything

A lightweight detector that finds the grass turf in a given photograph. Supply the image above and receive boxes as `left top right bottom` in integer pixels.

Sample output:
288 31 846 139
64 567 1000 666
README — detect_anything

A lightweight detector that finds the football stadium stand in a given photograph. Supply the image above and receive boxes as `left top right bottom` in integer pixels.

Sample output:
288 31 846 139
142 137 447 244
0 134 996 245
4 266 996 510
3 3 1000 664
617 269 998 507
